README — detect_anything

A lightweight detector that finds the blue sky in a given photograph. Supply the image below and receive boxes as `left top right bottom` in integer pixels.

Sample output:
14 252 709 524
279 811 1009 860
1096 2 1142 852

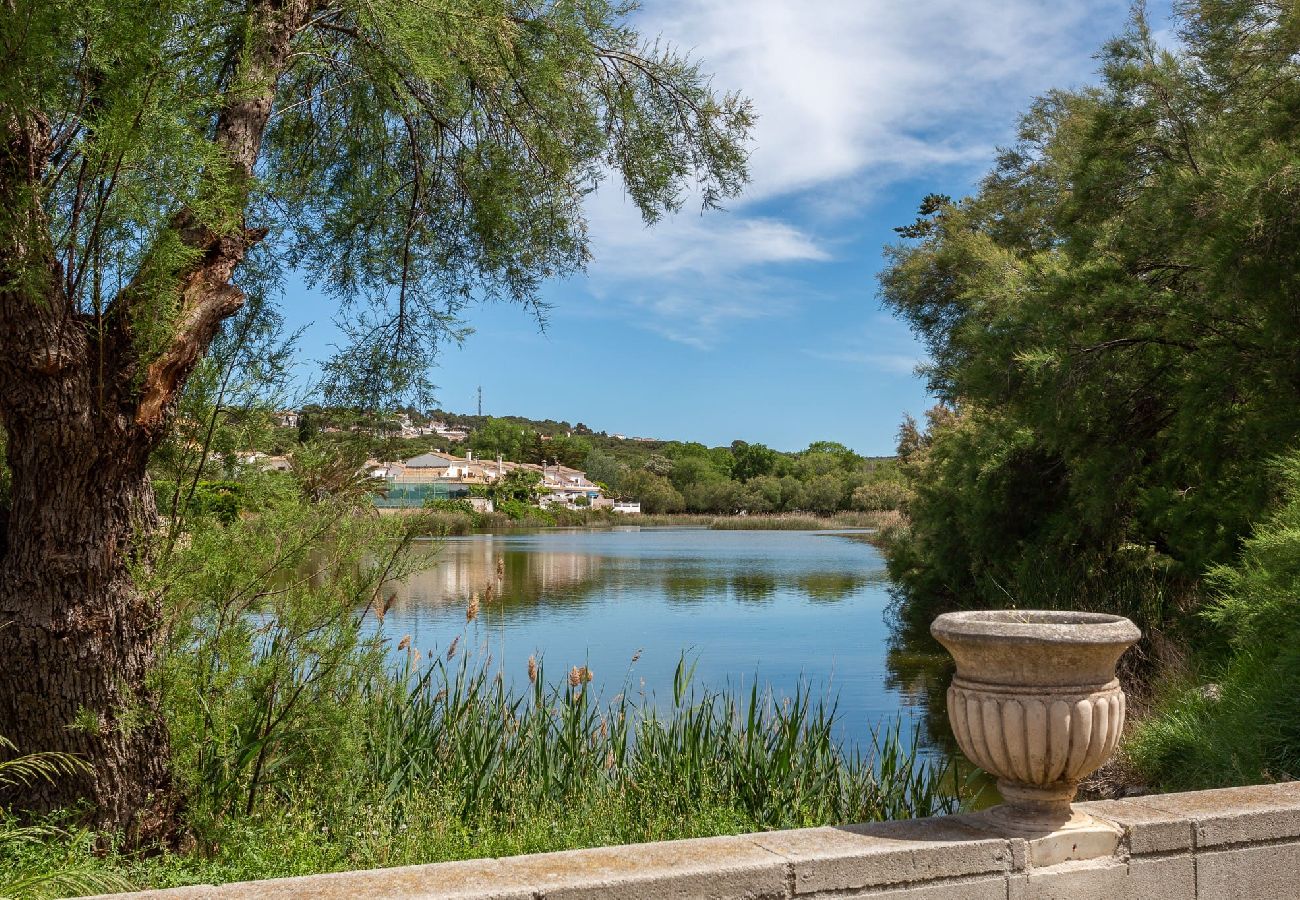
280 0 1174 456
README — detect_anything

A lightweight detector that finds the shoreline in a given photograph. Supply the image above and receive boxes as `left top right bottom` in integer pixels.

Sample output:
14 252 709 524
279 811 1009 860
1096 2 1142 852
376 507 900 539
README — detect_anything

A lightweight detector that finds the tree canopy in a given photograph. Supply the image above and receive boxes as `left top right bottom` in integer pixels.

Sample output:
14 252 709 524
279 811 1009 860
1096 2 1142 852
0 0 752 838
881 1 1300 636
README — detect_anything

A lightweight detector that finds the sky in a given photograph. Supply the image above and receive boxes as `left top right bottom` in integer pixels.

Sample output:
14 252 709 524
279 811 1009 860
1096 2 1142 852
279 0 1175 456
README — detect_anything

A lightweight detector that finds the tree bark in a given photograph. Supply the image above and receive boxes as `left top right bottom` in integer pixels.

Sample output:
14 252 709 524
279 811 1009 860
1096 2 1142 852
0 0 314 842
0 399 174 841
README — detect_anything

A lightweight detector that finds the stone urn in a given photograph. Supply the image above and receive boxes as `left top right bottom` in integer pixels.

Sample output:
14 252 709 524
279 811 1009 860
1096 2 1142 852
931 610 1140 834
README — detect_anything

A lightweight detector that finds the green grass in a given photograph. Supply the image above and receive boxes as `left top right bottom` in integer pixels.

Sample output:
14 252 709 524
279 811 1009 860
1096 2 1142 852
5 654 964 895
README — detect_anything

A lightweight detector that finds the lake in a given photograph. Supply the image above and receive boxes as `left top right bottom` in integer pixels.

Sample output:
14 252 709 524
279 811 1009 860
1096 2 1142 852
375 527 952 751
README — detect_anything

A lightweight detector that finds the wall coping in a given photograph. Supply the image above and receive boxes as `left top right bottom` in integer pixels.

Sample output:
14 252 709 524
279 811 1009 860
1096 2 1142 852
88 781 1300 899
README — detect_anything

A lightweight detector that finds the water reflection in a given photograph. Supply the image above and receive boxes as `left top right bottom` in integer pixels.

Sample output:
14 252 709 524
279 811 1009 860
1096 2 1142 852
373 528 944 753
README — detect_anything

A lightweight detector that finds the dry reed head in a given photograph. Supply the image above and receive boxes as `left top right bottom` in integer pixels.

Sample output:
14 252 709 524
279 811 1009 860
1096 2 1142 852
466 593 479 622
397 634 411 652
527 655 538 683
568 665 593 686
496 557 505 578
446 635 460 660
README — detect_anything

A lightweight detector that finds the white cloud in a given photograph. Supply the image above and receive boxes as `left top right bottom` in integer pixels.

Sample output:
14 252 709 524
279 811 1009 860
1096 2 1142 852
639 0 1131 202
569 0 1140 348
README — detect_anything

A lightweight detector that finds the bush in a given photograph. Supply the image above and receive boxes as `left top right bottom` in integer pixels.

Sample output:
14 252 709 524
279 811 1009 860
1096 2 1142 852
850 480 909 512
424 497 476 516
1127 452 1300 789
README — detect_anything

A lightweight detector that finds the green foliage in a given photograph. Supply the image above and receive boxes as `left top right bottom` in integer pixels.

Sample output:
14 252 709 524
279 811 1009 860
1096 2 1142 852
468 419 532 462
850 480 909 513
424 498 477 516
149 484 429 826
1128 452 1300 789
4 492 957 890
878 2 1300 649
5 0 753 408
0 735 134 899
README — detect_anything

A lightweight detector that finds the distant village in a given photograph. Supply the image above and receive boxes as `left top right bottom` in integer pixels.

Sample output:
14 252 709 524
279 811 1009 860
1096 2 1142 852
248 410 643 514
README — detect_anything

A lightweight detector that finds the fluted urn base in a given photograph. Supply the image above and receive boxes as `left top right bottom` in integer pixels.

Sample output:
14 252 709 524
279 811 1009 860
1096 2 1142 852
945 675 1126 832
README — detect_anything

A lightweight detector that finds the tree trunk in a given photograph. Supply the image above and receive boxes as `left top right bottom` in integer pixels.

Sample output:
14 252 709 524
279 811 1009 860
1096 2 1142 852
0 0 310 842
0 337 174 842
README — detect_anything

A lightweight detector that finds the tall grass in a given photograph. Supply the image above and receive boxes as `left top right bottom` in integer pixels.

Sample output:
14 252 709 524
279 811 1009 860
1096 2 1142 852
19 648 964 893
366 651 958 832
13 488 961 893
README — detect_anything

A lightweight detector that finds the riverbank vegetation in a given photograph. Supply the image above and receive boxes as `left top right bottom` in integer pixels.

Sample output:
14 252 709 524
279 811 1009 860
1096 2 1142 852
878 2 1300 790
268 407 909 517
0 471 959 894
411 503 896 535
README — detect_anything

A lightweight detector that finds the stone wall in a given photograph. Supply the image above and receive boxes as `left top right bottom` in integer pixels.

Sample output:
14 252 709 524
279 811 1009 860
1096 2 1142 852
92 781 1300 899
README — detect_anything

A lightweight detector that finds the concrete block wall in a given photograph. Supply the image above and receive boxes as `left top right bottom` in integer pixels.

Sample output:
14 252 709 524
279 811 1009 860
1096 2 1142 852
90 781 1300 899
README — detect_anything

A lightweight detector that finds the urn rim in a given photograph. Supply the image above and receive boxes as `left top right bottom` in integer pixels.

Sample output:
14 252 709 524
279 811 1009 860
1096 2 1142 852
930 609 1140 648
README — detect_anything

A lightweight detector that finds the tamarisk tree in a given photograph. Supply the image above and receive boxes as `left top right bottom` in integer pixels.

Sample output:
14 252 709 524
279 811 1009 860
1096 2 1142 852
0 0 750 841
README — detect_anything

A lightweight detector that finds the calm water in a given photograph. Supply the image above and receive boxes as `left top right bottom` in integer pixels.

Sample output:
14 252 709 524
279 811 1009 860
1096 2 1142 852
375 527 951 748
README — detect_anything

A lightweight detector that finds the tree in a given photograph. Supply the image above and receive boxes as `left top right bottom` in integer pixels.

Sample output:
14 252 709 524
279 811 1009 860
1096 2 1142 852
481 468 542 506
0 0 751 839
731 441 778 482
879 3 1300 635
469 418 528 461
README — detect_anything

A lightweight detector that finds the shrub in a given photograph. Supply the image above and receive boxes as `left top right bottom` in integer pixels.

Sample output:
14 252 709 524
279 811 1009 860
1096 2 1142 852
850 480 910 512
1127 452 1300 789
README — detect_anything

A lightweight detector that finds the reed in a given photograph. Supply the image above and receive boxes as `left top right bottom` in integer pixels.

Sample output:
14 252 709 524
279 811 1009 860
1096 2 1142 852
362 650 963 831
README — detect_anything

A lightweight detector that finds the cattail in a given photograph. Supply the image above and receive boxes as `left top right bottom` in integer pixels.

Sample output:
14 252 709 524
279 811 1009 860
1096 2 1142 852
527 655 538 683
466 593 479 623
569 665 592 686
446 635 460 660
